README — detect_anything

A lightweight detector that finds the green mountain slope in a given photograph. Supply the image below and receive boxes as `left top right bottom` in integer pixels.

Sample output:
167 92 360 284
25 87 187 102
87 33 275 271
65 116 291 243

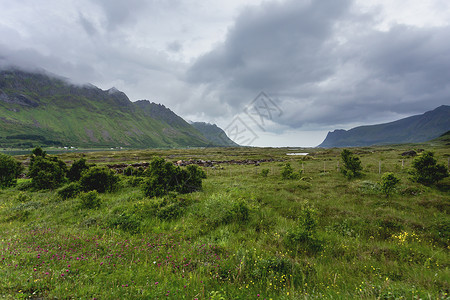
190 122 239 146
319 105 450 147
0 69 210 148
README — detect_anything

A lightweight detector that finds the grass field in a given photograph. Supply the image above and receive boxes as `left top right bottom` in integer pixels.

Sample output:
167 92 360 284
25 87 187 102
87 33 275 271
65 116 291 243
0 145 449 299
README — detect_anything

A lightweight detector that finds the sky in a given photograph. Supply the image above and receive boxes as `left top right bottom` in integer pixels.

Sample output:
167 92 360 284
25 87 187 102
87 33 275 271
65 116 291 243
0 0 449 147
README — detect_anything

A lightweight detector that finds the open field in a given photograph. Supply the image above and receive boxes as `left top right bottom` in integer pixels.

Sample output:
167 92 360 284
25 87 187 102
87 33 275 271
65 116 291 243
1 145 449 299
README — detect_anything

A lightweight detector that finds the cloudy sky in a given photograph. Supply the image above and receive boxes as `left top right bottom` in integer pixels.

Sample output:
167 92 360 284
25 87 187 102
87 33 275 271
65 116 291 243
1 0 449 147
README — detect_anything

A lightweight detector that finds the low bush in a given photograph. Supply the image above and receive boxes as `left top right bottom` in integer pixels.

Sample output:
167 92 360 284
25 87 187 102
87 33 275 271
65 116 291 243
284 204 323 254
0 153 23 188
28 156 67 190
79 190 101 209
79 167 119 193
281 163 302 180
15 192 31 203
107 212 140 233
143 157 206 197
380 172 400 197
57 182 81 199
67 158 91 182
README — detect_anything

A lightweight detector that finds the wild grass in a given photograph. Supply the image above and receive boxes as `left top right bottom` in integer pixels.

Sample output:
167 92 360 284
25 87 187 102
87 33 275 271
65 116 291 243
0 146 449 299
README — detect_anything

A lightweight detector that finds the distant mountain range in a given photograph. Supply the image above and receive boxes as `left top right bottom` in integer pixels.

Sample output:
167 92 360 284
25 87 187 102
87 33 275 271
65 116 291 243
191 122 239 147
319 105 450 147
0 69 235 148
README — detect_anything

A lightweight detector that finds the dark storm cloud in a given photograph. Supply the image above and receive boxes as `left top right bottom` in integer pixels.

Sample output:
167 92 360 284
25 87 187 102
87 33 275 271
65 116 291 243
186 0 450 129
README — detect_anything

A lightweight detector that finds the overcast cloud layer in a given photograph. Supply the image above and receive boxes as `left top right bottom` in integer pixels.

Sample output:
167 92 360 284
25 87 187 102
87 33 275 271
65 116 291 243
1 0 449 146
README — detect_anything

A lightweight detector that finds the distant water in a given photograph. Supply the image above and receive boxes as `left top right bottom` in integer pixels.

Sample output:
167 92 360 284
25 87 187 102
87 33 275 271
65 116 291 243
286 153 309 156
0 149 122 156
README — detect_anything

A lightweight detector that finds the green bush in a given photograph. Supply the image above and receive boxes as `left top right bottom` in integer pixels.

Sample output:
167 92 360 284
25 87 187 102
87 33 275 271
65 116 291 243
79 167 119 193
281 163 302 180
284 205 323 254
143 157 206 198
261 168 269 177
15 192 31 203
409 151 448 185
177 164 207 194
79 190 101 209
67 158 91 182
57 182 82 199
28 155 67 190
228 200 250 223
0 153 23 188
107 212 140 233
340 149 363 179
380 172 400 197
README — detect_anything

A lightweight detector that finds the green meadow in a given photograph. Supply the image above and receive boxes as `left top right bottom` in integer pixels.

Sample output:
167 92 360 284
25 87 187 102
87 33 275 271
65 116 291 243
0 145 448 299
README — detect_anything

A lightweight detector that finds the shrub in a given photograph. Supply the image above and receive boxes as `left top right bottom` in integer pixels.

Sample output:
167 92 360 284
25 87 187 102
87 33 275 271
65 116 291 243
15 192 31 202
229 200 250 223
340 149 363 179
67 158 91 182
28 156 67 190
261 168 269 177
380 172 400 197
177 164 207 194
284 205 323 254
79 167 119 193
57 182 82 199
281 163 302 180
0 153 23 188
409 151 448 185
79 190 101 209
107 212 140 233
143 157 206 197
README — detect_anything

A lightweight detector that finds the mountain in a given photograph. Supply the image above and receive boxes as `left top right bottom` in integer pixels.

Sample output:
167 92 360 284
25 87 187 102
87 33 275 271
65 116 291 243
0 69 211 148
190 122 239 147
319 105 450 147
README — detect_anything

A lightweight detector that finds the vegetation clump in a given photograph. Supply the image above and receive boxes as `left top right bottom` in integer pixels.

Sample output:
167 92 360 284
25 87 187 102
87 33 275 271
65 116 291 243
340 149 363 179
409 151 448 185
79 190 101 209
380 172 400 197
28 148 67 190
143 157 206 198
67 158 91 182
281 162 302 180
0 153 23 188
79 167 119 193
57 182 82 199
284 204 323 254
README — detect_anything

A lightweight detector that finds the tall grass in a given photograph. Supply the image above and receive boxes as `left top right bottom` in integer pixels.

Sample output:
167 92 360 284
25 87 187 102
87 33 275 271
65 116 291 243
1 146 449 298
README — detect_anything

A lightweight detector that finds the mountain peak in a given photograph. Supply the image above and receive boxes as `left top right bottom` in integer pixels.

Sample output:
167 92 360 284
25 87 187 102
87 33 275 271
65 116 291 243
319 105 450 147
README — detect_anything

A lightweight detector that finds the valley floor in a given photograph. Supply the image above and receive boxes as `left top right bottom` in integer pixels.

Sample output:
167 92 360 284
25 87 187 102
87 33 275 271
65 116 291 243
0 146 449 299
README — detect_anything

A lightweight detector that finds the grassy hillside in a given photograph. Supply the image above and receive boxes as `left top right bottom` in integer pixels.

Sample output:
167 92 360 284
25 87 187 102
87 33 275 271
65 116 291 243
191 122 239 146
0 146 448 299
319 105 450 147
0 69 209 148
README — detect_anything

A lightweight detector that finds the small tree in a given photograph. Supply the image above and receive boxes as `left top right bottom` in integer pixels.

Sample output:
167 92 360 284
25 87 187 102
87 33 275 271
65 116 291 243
0 153 23 188
340 149 363 179
409 151 448 185
380 172 400 198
